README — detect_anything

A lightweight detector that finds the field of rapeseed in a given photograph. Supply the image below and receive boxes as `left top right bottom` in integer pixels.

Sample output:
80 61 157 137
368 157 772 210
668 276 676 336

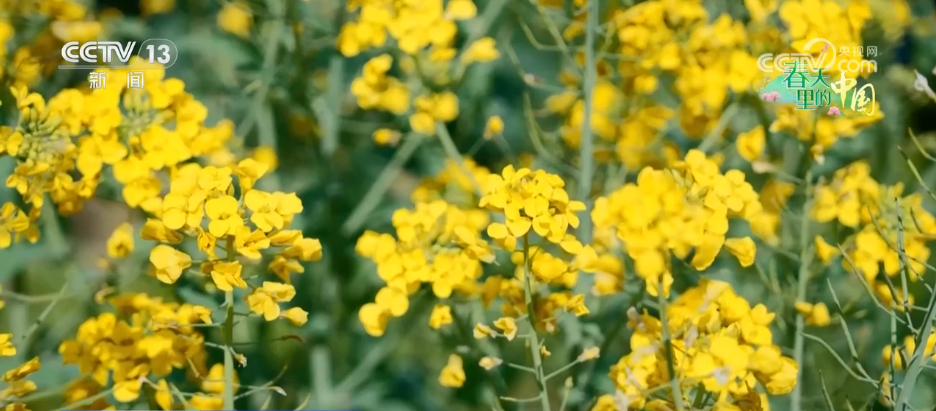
2 0 936 410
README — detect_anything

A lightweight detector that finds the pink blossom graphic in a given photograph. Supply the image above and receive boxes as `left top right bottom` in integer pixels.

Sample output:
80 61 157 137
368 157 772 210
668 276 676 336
827 106 842 116
760 91 780 102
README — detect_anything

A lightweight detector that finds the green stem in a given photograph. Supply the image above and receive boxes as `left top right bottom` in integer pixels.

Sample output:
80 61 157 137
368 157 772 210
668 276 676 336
657 277 685 410
435 123 483 196
577 0 597 240
51 388 113 411
790 170 814 411
1 290 75 303
222 237 237 409
19 280 69 344
451 304 513 411
450 0 507 84
544 358 582 381
335 295 431 394
255 0 285 192
691 383 706 408
697 102 739 153
310 345 333 407
341 133 424 235
576 287 643 405
170 382 195 410
7 381 69 404
312 0 347 159
571 0 598 301
521 235 552 411
894 196 936 408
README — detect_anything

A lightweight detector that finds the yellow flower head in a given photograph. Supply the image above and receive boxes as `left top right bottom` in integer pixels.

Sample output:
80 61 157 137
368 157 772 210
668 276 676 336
493 316 518 340
429 304 453 329
439 354 466 388
483 116 504 140
462 37 499 65
218 1 253 38
106 222 135 259
209 261 246 292
149 245 192 284
481 165 585 251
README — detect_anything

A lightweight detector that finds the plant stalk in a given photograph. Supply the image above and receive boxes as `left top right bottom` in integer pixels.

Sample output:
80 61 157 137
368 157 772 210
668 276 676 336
790 170 814 411
223 237 237 409
522 234 552 411
577 0 597 241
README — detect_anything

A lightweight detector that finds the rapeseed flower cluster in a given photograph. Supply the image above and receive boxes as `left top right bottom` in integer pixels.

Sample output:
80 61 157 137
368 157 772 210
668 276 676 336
353 156 802 404
140 159 322 323
339 0 502 70
476 165 597 333
778 0 870 78
350 54 464 136
1 0 102 89
356 200 493 336
882 330 936 371
593 279 795 411
769 104 883 157
0 59 245 251
0 19 319 407
408 92 460 135
458 165 599 397
552 0 761 166
351 54 411 116
748 179 796 247
342 0 500 139
480 165 586 253
358 164 600 394
338 0 478 57
592 150 764 297
813 161 936 302
58 294 220 408
755 8 886 158
552 0 885 169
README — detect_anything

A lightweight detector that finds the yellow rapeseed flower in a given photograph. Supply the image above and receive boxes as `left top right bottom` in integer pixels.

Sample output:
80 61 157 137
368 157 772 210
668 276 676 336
724 237 757 267
218 1 253 38
479 356 502 370
794 301 832 327
149 245 192 284
493 317 518 340
483 116 504 140
736 126 766 162
105 222 134 258
439 354 465 388
462 37 499 64
1 357 39 382
209 261 247 292
429 304 453 329
282 307 309 326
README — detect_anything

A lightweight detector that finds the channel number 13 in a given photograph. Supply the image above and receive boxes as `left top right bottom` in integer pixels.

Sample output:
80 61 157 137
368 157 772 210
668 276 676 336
145 44 171 64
